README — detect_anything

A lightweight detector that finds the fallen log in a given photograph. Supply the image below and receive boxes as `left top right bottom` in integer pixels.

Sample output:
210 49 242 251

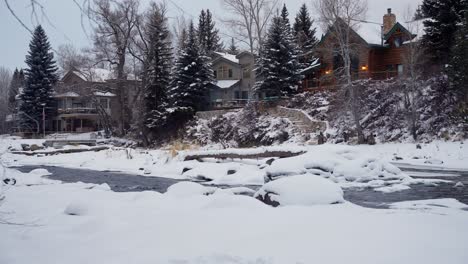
10 146 110 156
183 150 306 161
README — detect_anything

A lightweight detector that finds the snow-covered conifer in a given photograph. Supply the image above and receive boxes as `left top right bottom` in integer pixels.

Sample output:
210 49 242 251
20 25 58 132
254 5 303 97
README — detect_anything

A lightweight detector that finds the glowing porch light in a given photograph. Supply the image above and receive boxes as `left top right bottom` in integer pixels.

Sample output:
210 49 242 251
361 66 368 71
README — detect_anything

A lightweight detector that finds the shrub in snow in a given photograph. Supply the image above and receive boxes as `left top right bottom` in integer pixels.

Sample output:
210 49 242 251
288 76 466 143
165 182 216 198
187 103 294 147
254 174 344 207
64 201 88 216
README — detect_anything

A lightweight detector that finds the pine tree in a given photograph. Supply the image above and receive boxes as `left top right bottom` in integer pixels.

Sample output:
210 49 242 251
448 10 468 98
197 9 223 54
227 37 239 55
168 21 214 125
20 25 58 133
143 4 173 135
254 11 303 97
293 3 318 69
422 0 467 65
8 69 20 112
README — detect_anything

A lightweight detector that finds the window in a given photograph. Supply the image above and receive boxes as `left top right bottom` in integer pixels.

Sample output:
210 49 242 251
235 91 240 99
243 68 251 78
241 91 249 100
213 70 217 78
394 36 403 47
397 64 404 75
217 66 229 79
100 98 109 109
228 69 233 78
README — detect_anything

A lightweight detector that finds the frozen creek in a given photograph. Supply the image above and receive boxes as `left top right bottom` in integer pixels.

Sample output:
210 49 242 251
14 165 468 209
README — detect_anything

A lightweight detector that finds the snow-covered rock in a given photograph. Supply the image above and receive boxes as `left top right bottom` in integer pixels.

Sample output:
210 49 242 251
266 145 410 188
64 201 88 216
254 174 344 207
92 183 111 191
29 168 52 176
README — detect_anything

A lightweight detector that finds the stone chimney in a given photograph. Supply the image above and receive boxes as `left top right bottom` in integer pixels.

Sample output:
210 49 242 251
383 8 396 34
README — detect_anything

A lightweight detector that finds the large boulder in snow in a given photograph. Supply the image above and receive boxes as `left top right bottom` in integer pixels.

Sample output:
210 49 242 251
254 174 344 207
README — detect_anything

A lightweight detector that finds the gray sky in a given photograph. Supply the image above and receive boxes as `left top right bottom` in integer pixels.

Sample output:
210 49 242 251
0 0 421 71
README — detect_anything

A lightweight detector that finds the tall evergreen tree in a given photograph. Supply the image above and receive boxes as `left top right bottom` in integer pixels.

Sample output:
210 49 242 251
20 25 58 133
142 3 173 135
197 9 223 54
168 21 214 125
254 12 303 97
448 10 468 98
8 69 20 112
227 37 239 55
293 3 318 68
422 0 467 65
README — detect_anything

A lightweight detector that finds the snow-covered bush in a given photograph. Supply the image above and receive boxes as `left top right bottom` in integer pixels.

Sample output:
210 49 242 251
289 76 466 143
187 103 294 147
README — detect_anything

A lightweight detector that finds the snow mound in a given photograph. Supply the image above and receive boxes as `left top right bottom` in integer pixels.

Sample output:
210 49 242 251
203 194 267 209
266 145 410 187
29 168 52 176
165 182 216 198
64 201 88 216
255 174 344 207
183 162 265 185
92 183 111 191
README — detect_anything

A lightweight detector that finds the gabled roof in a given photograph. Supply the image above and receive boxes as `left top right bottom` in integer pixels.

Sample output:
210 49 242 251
213 52 239 64
212 56 241 67
319 18 381 47
235 51 254 59
356 22 383 46
383 22 413 41
213 80 240 89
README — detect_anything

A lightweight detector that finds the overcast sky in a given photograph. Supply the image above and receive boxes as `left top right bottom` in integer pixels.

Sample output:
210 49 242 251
0 0 422 71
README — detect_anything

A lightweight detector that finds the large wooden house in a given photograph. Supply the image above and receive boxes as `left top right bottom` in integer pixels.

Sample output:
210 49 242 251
303 8 425 90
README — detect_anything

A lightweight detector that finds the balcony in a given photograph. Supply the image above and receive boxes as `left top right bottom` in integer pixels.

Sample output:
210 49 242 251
210 99 250 110
58 107 98 118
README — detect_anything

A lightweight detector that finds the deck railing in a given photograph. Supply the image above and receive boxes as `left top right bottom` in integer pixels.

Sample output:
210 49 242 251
58 107 98 115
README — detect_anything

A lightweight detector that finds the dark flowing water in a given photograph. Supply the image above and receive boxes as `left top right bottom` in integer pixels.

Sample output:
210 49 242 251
14 165 468 209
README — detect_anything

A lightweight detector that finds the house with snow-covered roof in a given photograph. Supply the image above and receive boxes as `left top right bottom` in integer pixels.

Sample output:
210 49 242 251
304 8 426 90
36 68 138 133
208 51 256 109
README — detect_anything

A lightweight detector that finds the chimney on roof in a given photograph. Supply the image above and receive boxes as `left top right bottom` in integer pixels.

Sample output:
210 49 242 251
383 8 396 34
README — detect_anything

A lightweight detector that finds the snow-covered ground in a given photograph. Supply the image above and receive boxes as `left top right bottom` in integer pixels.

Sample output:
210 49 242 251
1 167 468 264
1 136 468 263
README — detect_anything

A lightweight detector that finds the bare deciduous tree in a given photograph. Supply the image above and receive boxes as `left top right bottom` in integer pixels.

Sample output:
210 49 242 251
0 67 12 134
401 9 426 141
89 0 139 135
315 0 368 144
221 0 278 53
56 44 92 74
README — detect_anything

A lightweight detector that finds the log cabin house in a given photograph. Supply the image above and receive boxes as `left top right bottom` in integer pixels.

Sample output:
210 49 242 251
303 8 426 90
